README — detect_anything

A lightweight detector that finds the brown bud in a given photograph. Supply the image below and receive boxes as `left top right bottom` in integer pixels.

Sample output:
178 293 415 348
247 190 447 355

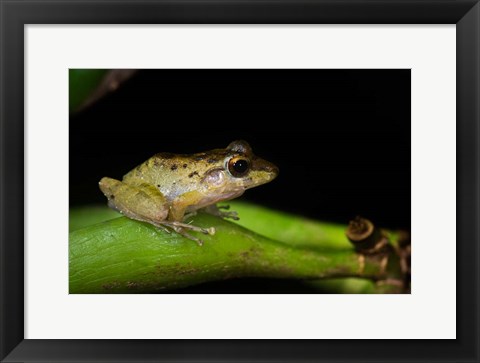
346 216 386 254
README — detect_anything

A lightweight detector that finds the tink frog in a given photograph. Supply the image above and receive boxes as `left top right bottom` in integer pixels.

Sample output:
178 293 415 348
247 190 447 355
99 140 278 245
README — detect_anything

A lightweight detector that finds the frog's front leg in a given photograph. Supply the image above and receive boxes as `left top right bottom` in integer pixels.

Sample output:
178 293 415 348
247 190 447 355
203 204 239 220
164 191 216 244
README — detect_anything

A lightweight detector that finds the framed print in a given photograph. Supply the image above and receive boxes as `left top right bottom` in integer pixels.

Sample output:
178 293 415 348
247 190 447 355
1 0 479 362
67 68 411 295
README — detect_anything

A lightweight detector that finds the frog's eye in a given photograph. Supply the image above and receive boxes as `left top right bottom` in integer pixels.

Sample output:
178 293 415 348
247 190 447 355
227 157 250 177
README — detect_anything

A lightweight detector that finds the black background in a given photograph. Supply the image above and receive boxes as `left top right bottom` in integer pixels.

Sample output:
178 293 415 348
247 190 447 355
71 69 410 227
70 69 410 292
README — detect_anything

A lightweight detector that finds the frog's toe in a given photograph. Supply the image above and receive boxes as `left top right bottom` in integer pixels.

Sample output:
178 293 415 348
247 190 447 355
152 224 171 234
221 210 239 220
176 228 204 246
217 205 239 219
229 211 239 220
187 233 204 246
159 221 214 243
196 226 215 235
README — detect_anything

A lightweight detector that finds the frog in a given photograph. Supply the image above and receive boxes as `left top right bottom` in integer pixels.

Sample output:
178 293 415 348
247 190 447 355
99 140 279 245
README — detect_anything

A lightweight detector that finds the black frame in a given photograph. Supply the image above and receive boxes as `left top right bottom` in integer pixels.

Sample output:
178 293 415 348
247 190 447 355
1 1 478 362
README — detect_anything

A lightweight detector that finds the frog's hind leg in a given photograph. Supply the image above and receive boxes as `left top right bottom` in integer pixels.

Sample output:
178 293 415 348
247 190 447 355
99 177 169 227
99 177 211 246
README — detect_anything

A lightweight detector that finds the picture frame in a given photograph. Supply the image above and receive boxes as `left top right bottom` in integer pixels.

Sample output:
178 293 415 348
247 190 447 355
1 0 478 362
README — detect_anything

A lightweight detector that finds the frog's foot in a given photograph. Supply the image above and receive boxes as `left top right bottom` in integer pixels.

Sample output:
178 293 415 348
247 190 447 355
172 228 205 246
157 220 215 235
154 220 215 246
221 210 239 220
204 204 240 221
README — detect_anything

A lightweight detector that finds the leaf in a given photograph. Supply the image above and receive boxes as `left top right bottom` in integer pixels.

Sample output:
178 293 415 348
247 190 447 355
69 69 108 112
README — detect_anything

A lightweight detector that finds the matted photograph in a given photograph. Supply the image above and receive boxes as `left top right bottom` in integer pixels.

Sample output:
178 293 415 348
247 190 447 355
69 69 411 294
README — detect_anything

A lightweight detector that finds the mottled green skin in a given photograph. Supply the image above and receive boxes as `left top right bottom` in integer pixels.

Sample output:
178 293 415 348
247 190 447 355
98 140 278 244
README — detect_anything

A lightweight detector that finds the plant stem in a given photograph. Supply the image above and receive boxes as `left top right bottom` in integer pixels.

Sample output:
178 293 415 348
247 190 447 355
69 211 397 293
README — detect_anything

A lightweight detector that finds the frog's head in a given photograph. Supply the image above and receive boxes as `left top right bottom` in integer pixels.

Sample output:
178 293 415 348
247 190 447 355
201 140 279 196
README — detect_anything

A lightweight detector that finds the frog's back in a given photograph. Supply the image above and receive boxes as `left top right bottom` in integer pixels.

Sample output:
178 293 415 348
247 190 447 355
122 153 212 200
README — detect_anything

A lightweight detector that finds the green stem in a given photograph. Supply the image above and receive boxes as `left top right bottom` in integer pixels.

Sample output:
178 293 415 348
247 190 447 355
229 201 401 250
69 211 395 293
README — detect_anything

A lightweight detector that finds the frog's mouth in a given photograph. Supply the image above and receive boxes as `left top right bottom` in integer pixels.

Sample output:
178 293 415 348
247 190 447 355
237 158 278 190
253 157 278 174
251 158 279 180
